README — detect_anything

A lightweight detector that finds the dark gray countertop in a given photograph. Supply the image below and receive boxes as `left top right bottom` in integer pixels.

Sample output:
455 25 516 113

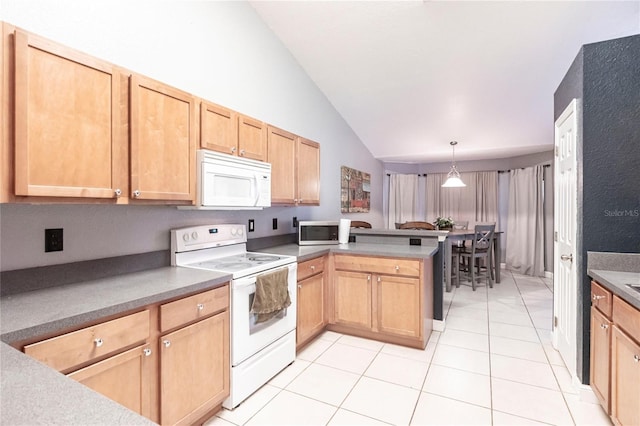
0 266 230 426
262 242 439 261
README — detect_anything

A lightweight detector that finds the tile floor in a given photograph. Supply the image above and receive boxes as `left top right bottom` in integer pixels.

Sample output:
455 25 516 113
205 271 612 425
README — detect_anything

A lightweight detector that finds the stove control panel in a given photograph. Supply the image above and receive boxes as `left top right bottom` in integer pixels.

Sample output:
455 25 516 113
171 224 247 253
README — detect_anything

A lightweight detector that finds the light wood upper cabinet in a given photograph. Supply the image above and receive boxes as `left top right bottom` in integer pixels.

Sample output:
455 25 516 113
267 125 297 204
13 28 125 199
200 101 238 155
267 126 320 206
130 74 196 203
297 137 320 206
199 102 266 161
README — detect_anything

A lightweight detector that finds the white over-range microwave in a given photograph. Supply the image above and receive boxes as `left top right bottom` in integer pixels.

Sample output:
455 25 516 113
190 150 271 210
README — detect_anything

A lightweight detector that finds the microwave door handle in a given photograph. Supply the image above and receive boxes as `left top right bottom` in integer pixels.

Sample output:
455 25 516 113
253 175 260 206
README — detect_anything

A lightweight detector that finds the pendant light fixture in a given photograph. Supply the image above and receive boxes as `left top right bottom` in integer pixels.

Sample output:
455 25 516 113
442 141 466 187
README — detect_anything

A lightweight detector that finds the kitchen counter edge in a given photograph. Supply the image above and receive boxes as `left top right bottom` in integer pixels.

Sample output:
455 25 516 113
263 242 439 262
588 269 640 311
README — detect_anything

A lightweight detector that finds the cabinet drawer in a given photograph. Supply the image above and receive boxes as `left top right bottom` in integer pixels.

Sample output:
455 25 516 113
298 256 325 281
613 296 640 341
591 281 613 318
160 285 229 332
334 254 420 277
24 310 150 373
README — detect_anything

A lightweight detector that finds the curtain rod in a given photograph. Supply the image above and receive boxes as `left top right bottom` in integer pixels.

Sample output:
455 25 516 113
386 173 427 176
498 164 551 173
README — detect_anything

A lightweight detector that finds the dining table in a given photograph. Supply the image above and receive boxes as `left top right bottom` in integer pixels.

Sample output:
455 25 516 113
444 229 503 292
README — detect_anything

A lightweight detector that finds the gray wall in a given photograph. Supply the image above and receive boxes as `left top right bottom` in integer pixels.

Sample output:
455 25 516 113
0 1 383 272
554 34 640 384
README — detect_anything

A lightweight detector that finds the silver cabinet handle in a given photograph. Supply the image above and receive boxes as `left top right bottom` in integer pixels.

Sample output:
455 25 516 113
310 265 316 271
133 190 141 198
367 275 371 281
143 348 152 357
395 265 400 271
560 254 573 262
239 149 245 156
163 340 171 348
197 303 204 311
600 323 609 330
634 355 640 363
592 294 605 301
377 276 381 282
94 338 104 347
114 188 122 197
298 285 302 290
231 147 237 153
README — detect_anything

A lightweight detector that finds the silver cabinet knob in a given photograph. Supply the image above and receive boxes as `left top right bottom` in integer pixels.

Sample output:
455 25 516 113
197 303 204 311
240 149 245 156
395 265 400 271
114 188 122 197
310 265 316 271
600 323 609 330
298 285 302 290
94 338 104 347
367 275 371 281
634 355 640 363
133 190 141 198
377 276 381 282
592 294 605 301
163 340 171 348
143 348 152 357
231 147 237 153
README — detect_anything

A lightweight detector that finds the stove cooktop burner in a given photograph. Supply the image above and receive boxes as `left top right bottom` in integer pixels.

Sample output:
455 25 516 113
185 252 289 275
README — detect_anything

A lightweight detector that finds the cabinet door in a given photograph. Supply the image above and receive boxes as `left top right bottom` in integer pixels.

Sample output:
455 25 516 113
590 307 611 412
130 74 196 202
267 126 296 204
238 114 267 161
67 344 153 419
160 311 229 426
200 101 238 155
296 138 320 206
14 29 124 199
297 273 325 348
377 275 421 338
611 326 640 426
334 270 371 330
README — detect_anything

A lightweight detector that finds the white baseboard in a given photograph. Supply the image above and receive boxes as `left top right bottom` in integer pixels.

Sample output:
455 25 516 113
545 271 554 279
433 319 445 332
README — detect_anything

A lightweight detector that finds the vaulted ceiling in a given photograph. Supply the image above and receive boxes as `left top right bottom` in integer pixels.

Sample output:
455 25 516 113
250 1 640 163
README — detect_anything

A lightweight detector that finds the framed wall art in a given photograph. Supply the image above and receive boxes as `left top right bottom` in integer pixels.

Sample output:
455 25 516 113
341 166 371 213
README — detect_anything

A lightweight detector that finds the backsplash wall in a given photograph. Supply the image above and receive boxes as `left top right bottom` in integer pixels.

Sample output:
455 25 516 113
0 1 383 271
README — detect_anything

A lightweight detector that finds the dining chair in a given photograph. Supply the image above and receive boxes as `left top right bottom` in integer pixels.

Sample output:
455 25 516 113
459 224 496 291
350 221 372 228
398 221 435 230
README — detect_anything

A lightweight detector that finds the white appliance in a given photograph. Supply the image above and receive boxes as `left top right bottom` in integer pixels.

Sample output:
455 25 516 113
188 150 271 210
171 224 297 409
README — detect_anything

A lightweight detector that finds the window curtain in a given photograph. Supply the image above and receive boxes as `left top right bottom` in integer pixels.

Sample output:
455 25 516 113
425 171 498 227
387 174 420 229
505 166 545 276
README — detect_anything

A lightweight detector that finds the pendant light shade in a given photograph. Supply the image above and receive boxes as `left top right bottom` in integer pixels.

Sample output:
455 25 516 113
442 141 466 187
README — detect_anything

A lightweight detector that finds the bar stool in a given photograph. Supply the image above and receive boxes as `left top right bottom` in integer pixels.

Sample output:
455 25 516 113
459 224 496 291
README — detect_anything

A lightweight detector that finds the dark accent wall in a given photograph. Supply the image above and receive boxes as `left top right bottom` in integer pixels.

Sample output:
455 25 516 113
554 34 640 384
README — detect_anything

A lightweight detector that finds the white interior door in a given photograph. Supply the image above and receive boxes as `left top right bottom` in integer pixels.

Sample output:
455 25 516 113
552 99 578 380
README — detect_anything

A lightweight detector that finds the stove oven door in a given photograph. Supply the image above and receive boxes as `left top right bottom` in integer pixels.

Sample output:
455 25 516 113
230 263 297 366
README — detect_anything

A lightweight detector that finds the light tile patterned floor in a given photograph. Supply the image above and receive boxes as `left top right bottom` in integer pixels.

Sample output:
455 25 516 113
206 271 612 425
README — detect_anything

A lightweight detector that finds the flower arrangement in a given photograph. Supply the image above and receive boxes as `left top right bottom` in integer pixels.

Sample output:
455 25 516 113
435 217 454 230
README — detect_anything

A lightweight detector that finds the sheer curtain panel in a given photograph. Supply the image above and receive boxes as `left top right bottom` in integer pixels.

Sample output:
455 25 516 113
387 174 420 229
505 166 545 276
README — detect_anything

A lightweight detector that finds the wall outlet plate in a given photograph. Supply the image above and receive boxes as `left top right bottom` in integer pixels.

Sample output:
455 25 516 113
293 217 298 228
248 219 255 232
272 218 278 230
45 228 63 252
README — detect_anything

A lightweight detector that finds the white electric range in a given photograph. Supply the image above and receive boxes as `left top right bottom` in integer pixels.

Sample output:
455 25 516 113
171 224 297 409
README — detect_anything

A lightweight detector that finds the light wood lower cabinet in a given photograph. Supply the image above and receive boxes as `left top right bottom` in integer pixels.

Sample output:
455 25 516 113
296 256 327 349
590 306 611 411
611 325 640 426
160 311 229 426
22 284 230 425
67 343 153 418
331 254 431 348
